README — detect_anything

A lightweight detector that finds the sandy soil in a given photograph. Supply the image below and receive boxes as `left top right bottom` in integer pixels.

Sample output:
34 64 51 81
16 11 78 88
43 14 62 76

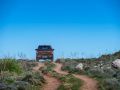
54 63 98 90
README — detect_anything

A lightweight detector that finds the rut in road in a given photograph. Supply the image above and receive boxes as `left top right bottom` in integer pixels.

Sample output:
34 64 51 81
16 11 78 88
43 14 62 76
54 63 98 90
33 62 60 90
42 75 60 90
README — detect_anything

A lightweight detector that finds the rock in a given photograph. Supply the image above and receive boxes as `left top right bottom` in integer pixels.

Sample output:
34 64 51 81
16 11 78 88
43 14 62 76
0 83 7 90
94 66 98 68
75 63 84 70
112 59 120 69
106 67 111 69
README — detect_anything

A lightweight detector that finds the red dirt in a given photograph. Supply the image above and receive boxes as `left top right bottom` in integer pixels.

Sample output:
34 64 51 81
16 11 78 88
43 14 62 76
33 62 98 90
73 74 98 90
53 63 68 75
54 63 98 90
42 75 60 90
33 62 60 90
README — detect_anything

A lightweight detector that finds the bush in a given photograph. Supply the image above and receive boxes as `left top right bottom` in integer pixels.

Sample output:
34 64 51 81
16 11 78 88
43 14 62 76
22 71 45 86
0 58 22 74
57 74 82 90
62 66 85 74
20 61 38 71
0 59 46 90
40 62 55 75
98 78 120 90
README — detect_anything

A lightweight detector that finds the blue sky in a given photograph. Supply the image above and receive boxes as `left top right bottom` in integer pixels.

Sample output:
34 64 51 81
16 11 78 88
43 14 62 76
0 0 120 59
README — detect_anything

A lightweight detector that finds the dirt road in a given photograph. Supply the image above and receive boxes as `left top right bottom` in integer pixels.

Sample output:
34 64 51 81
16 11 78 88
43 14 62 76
33 62 60 90
73 74 98 90
53 63 68 75
54 63 98 90
33 62 98 90
42 75 60 90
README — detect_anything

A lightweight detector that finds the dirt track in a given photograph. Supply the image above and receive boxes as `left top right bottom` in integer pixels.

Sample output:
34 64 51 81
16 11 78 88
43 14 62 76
33 62 60 90
53 63 68 75
73 74 98 90
33 62 98 90
42 75 60 90
54 63 98 90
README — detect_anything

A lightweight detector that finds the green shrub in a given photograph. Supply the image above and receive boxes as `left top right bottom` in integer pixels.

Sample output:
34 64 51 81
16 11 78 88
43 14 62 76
40 62 55 74
0 58 22 74
57 74 82 90
44 61 55 69
98 78 120 90
22 71 45 86
0 71 15 84
20 61 38 71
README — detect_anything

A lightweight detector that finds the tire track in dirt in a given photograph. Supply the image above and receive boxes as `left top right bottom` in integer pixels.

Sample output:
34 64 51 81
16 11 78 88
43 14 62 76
73 74 98 90
53 63 68 75
42 75 60 90
33 62 60 90
54 63 98 90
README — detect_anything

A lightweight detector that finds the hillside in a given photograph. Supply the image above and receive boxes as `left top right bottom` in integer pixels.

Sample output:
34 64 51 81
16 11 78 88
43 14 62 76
0 51 120 90
60 51 120 90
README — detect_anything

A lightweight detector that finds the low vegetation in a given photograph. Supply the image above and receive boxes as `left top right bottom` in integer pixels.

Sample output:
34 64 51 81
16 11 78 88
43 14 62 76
0 58 45 90
1 51 120 90
40 61 55 75
0 58 22 74
57 74 82 90
60 51 120 90
39 61 82 90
